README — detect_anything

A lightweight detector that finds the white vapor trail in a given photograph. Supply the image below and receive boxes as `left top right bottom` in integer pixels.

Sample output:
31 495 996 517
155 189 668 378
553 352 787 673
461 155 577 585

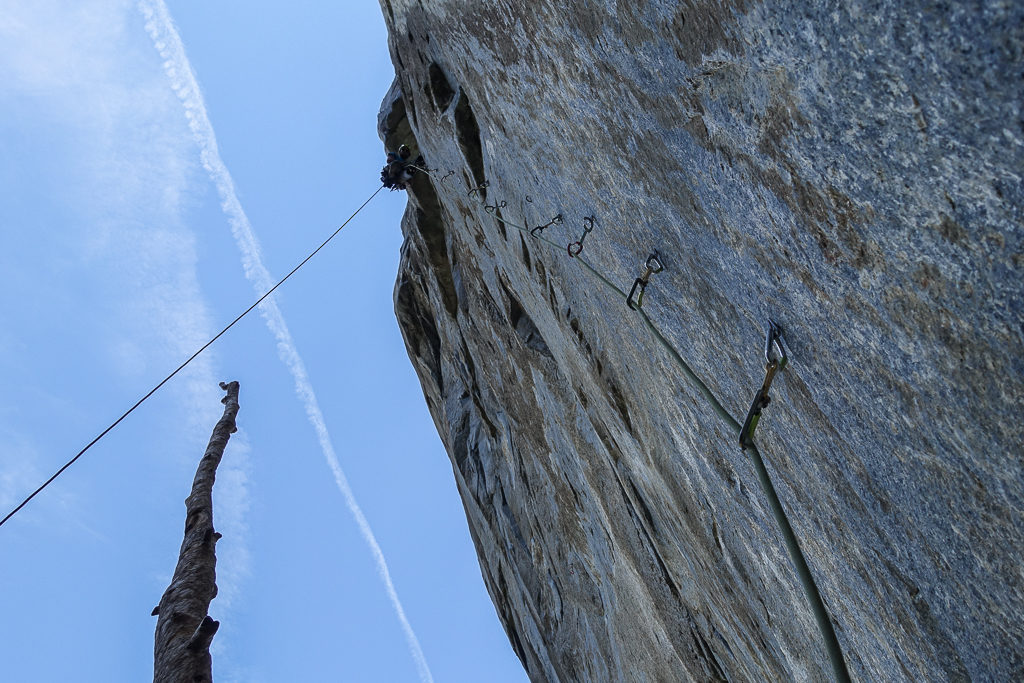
138 3 434 682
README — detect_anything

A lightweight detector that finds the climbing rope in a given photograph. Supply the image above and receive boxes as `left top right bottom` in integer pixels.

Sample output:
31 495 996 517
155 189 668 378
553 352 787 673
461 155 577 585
408 164 454 184
0 184 384 531
447 175 852 682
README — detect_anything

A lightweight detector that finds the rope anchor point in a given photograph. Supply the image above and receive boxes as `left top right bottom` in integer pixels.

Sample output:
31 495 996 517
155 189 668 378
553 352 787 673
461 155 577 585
531 213 562 238
568 216 596 257
739 319 789 449
626 250 665 310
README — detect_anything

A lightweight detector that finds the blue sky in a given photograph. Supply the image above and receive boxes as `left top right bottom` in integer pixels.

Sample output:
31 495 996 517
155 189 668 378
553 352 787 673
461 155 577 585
0 1 526 681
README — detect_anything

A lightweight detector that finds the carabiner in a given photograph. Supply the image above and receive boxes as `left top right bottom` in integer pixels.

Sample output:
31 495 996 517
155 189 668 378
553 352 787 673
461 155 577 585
626 277 648 310
645 251 665 275
467 181 490 198
764 319 788 369
739 320 789 449
626 250 664 310
485 200 507 214
567 216 595 257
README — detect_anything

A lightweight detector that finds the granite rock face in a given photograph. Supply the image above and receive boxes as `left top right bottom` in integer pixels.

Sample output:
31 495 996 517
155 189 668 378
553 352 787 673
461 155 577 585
378 1 1023 680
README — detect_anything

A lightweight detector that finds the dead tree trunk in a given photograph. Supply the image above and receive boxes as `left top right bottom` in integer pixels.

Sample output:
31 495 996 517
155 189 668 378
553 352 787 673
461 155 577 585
153 381 240 683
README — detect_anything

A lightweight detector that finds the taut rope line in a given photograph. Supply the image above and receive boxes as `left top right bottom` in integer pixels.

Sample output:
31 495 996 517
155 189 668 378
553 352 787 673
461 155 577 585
0 185 384 530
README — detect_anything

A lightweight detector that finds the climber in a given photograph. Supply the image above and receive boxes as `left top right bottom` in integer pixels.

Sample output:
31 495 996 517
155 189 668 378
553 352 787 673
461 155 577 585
380 144 424 191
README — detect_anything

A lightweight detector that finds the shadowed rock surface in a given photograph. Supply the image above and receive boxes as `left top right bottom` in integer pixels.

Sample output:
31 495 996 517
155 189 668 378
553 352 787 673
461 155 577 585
378 1 1023 680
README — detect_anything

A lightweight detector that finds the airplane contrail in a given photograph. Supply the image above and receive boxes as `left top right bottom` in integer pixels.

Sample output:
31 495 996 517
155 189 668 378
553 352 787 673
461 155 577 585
138 3 434 681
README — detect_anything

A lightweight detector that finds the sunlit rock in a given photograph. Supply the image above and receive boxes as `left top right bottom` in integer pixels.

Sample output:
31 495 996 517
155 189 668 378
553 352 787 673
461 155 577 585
379 2 1024 680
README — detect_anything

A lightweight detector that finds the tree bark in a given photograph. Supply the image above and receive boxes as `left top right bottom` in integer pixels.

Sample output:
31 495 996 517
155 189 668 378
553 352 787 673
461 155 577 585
153 381 239 683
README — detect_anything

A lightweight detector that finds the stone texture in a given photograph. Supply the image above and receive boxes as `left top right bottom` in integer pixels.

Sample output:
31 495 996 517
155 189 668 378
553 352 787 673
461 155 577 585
378 1 1023 680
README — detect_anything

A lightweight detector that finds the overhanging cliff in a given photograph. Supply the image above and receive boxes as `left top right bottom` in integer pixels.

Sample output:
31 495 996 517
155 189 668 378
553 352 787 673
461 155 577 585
378 2 1023 680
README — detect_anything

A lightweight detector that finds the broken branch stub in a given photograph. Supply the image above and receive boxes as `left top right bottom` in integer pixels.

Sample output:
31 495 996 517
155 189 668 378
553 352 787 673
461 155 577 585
153 381 239 683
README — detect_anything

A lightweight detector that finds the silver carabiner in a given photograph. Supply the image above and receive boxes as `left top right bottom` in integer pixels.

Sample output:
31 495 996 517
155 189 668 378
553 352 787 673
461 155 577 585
764 319 789 369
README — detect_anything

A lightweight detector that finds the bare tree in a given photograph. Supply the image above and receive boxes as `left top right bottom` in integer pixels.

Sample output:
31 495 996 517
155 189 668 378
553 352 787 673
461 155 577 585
153 381 240 683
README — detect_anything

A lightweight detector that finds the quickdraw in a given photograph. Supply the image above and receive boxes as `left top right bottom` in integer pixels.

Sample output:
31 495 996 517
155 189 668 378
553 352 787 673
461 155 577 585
568 216 595 257
626 251 665 310
739 319 789 450
408 165 454 183
530 214 563 238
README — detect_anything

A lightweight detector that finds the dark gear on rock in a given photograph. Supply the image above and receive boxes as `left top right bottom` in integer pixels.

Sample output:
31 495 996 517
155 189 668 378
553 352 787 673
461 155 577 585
380 144 425 191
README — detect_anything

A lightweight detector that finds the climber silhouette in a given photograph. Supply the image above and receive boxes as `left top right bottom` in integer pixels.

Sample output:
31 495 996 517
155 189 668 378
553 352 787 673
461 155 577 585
380 144 424 191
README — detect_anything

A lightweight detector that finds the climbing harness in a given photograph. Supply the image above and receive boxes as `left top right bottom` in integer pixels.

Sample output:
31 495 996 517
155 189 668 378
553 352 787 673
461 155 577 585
380 146 425 191
567 216 595 257
530 213 563 238
626 251 665 310
739 320 789 450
